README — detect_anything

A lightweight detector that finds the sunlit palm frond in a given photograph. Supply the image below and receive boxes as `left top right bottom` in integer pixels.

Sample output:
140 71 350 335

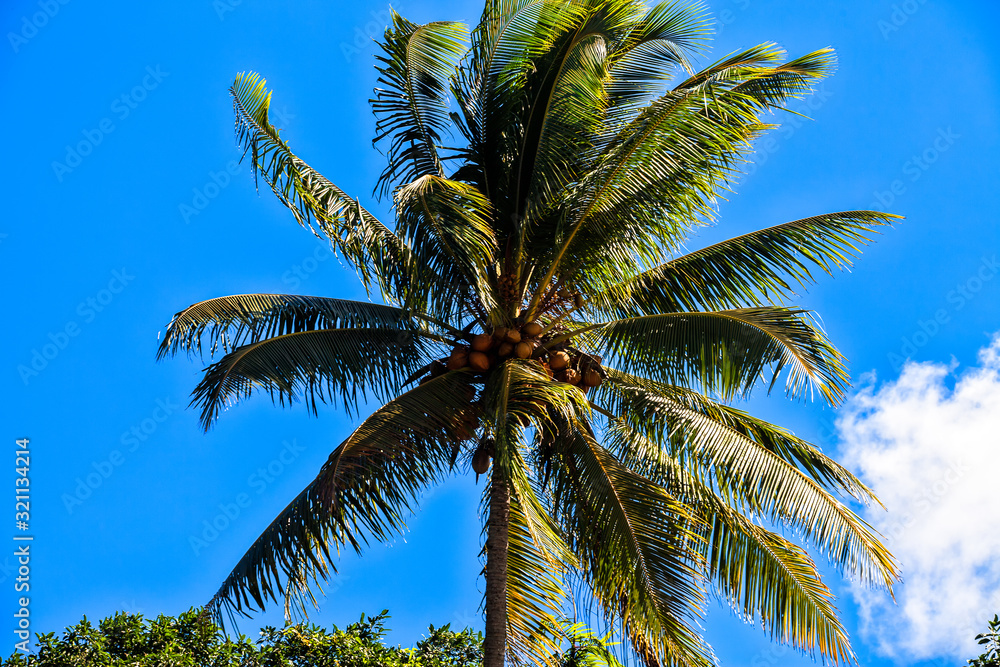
602 376 881 507
394 175 498 318
525 45 836 315
598 369 899 590
550 426 714 667
604 1 711 110
606 420 854 664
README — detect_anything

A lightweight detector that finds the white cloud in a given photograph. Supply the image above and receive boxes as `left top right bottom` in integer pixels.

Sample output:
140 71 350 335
837 334 1000 661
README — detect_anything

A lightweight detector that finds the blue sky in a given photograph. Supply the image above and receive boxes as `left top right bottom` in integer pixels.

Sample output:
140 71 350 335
1 0 999 665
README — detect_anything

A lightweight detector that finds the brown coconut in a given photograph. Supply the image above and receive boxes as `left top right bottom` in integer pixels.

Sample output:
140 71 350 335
493 326 509 341
469 351 490 372
471 334 493 352
505 329 522 344
498 342 514 357
515 341 533 359
563 369 581 386
471 447 491 475
447 351 468 371
522 321 543 338
549 351 570 371
582 369 602 387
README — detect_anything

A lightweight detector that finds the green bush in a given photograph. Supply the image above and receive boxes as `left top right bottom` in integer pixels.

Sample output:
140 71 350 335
1 609 482 667
969 614 1000 667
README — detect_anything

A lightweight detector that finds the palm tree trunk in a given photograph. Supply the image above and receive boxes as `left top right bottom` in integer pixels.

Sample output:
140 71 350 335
484 462 510 667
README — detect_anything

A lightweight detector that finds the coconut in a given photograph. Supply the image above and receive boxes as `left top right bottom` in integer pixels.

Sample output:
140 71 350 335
573 293 585 308
550 351 570 371
469 351 490 372
471 334 493 352
447 351 468 371
498 342 514 357
563 369 581 386
493 326 509 341
471 447 491 475
505 329 522 344
582 369 602 387
515 341 533 359
522 321 543 338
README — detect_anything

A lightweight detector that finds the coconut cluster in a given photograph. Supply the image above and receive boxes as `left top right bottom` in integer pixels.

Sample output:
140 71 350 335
413 318 605 480
438 321 604 391
446 320 544 373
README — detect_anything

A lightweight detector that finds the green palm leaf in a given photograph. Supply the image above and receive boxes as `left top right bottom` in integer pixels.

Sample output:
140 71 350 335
525 45 837 315
394 174 499 318
607 420 854 663
603 376 881 506
550 426 713 667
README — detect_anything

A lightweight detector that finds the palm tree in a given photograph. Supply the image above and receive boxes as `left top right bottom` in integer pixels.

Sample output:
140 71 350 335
159 2 900 666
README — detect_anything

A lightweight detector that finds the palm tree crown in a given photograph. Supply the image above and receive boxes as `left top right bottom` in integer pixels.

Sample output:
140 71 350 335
159 2 900 666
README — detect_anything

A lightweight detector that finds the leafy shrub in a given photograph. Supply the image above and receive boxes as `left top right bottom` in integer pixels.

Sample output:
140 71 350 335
1 609 482 667
969 614 1000 667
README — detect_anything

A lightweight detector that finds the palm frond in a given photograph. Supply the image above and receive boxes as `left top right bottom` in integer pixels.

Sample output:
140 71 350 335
550 426 714 667
598 369 899 590
157 294 419 360
587 307 848 404
205 371 479 622
598 211 899 315
191 327 439 430
372 12 468 197
607 420 854 664
526 45 837 317
605 0 710 93
230 72 406 291
601 374 881 507
394 175 498 318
